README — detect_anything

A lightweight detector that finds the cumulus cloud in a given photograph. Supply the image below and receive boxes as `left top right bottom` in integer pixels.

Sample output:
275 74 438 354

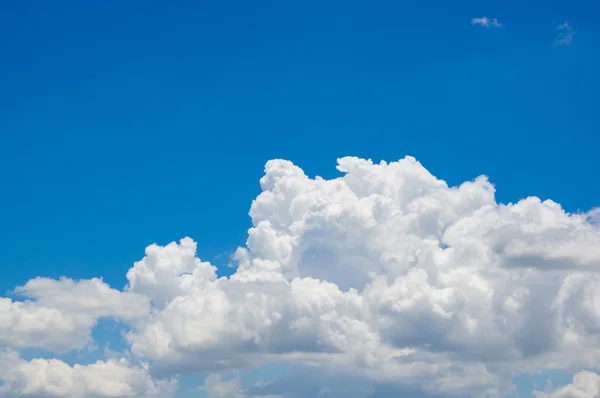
471 17 501 28
1 278 149 353
1 156 599 397
532 371 600 398
0 349 175 398
555 22 576 46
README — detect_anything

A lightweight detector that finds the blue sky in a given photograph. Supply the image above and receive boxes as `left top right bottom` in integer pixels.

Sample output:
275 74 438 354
1 1 599 397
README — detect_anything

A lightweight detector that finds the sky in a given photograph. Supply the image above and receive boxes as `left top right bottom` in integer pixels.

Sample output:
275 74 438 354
0 1 599 397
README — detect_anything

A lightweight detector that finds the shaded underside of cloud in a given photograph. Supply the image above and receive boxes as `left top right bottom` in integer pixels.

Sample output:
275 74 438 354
1 156 599 397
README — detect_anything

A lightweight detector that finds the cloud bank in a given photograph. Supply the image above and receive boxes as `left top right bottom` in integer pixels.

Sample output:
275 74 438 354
1 156 599 397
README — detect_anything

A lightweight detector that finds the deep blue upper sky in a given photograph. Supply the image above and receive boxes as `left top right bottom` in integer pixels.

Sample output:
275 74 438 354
1 0 598 293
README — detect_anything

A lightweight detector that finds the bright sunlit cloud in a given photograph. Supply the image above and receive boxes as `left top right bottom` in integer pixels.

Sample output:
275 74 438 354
2 156 599 397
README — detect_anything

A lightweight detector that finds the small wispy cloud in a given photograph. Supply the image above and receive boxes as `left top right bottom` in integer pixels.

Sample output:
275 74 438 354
587 208 600 225
471 17 501 28
554 22 576 46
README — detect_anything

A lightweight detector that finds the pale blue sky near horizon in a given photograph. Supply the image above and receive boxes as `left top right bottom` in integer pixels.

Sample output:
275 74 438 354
1 1 599 396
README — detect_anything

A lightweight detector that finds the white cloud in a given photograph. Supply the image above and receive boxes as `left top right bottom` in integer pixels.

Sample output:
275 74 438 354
471 17 501 28
0 349 175 398
555 22 576 46
0 278 149 353
532 371 600 398
1 156 600 397
0 297 97 353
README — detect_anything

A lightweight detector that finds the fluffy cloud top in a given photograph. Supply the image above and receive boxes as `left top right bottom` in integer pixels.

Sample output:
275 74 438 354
1 156 599 397
0 350 174 398
532 371 600 398
1 278 149 353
